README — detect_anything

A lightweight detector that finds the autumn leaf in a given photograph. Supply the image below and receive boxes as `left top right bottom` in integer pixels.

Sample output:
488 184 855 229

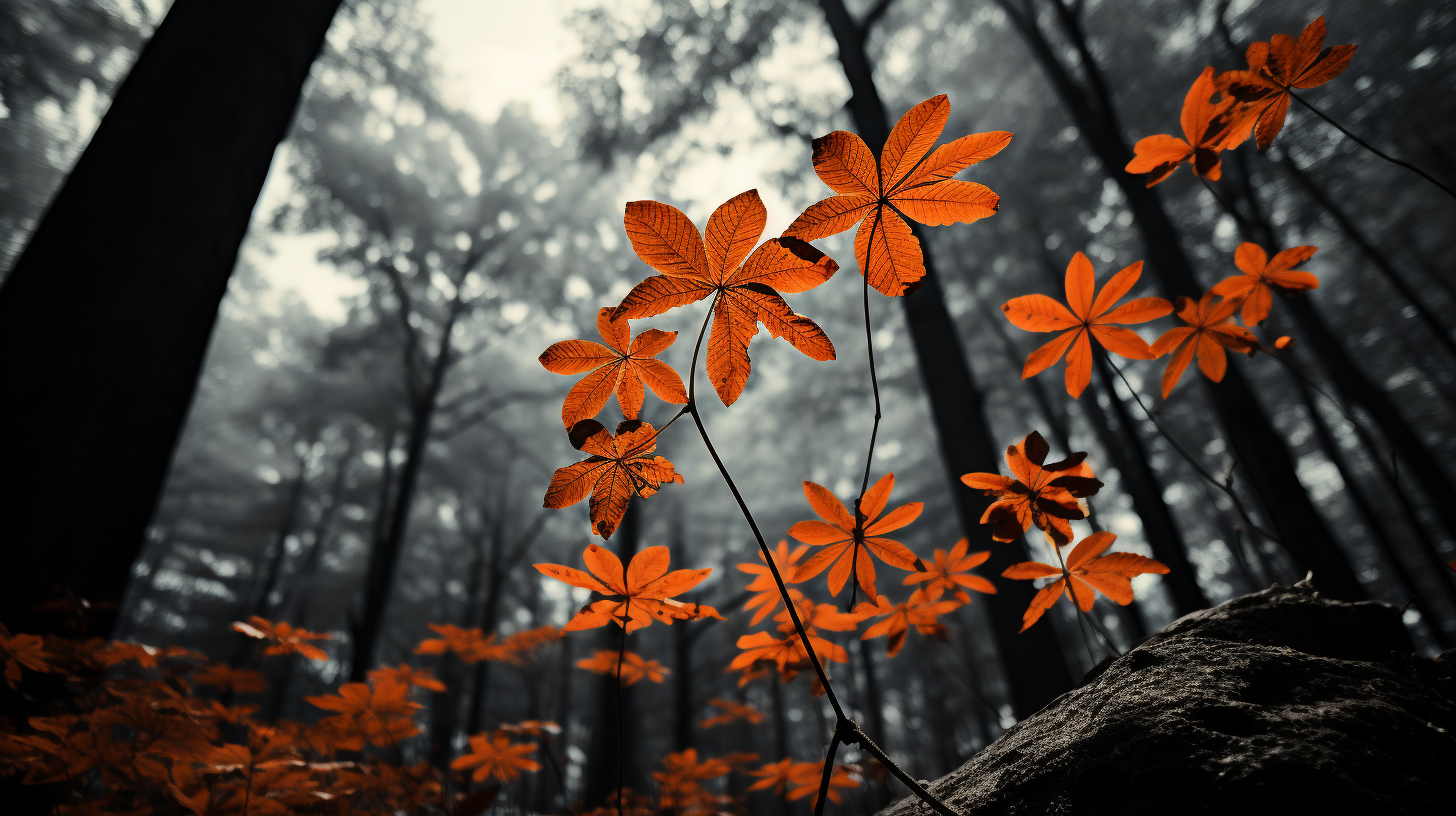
961 431 1103 547
854 594 961 657
612 189 838 405
787 762 861 807
0 623 53 689
788 473 925 599
1002 252 1172 398
368 663 447 693
1217 16 1357 150
1151 291 1260 397
654 749 738 814
1001 531 1169 631
786 95 1007 297
727 596 863 686
574 649 668 685
1210 243 1319 327
748 758 810 797
305 676 423 747
190 664 267 695
450 731 540 784
902 537 996 605
497 625 560 665
413 623 511 664
543 418 684 539
738 540 810 625
699 698 764 729
230 616 332 661
539 306 687 429
1126 67 1248 186
535 543 721 633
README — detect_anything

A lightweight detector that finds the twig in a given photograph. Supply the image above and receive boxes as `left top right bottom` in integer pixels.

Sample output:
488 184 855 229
850 273 886 612
811 732 842 816
1288 89 1456 201
679 295 961 816
1102 357 1309 566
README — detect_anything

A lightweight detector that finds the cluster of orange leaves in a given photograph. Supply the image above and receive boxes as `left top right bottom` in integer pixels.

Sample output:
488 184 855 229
1005 244 1319 399
1126 16 1355 184
528 88 1170 809
962 432 1169 631
0 611 559 815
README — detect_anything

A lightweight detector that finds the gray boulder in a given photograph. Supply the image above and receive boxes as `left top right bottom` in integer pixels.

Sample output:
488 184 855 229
881 581 1456 815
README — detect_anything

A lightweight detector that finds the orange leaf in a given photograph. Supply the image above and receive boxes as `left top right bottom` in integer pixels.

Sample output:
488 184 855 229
613 190 838 406
960 431 1102 546
535 544 720 633
785 95 1007 297
1001 531 1169 631
1001 254 1171 398
788 473 924 599
541 308 687 428
543 419 684 538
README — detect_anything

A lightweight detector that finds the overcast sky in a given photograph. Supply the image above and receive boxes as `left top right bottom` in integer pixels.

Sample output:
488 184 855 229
252 0 586 321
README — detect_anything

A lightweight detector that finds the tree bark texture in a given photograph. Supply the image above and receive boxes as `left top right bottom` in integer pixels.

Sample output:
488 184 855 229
0 0 344 634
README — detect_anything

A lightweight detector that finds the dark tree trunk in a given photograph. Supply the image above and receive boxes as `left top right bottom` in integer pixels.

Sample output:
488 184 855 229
670 521 695 753
1288 374 1454 647
1092 351 1210 614
253 449 313 618
0 0 344 635
583 503 639 809
1271 154 1456 360
1021 251 1208 616
466 514 507 738
996 0 1365 601
816 0 1075 720
351 301 464 680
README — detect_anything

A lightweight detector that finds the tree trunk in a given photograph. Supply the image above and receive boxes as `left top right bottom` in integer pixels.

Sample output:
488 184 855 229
0 0 343 635
670 521 695 753
583 503 639 809
351 301 464 680
997 0 1365 600
1271 154 1456 360
816 0 1075 720
254 449 312 618
1092 352 1210 614
1288 374 1453 647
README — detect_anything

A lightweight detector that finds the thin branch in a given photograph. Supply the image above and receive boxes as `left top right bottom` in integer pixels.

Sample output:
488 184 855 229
1288 90 1456 201
1102 355 1308 566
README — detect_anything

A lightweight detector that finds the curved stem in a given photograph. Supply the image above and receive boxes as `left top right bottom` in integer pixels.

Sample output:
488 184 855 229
1051 545 1098 664
848 274 884 613
1052 544 1119 660
811 733 841 816
1102 355 1291 547
681 297 962 816
856 274 885 501
1288 89 1456 201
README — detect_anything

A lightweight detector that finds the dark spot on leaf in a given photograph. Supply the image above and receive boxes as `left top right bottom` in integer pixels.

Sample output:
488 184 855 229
778 236 824 263
616 419 644 436
569 419 606 450
1024 431 1050 466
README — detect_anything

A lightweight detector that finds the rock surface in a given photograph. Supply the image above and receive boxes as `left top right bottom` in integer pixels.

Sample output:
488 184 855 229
880 581 1456 815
